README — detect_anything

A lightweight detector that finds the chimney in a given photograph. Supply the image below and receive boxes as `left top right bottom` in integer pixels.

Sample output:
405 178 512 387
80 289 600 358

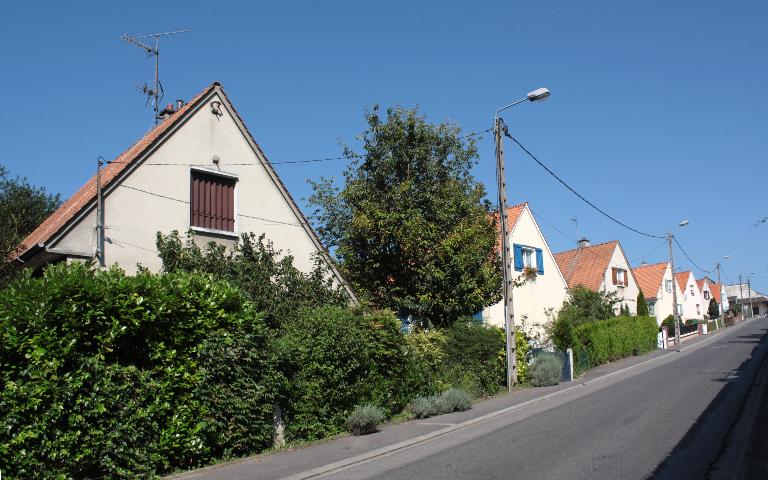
158 102 176 121
176 98 185 110
577 237 590 248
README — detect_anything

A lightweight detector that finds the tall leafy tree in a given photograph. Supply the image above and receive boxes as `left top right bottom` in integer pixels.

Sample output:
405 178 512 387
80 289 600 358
637 291 649 316
0 165 60 286
309 106 501 327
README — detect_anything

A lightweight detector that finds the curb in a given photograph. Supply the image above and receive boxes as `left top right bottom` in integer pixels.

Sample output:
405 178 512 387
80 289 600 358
278 323 752 480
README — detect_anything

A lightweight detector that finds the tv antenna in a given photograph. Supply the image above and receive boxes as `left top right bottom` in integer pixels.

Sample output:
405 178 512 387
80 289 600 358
121 28 190 125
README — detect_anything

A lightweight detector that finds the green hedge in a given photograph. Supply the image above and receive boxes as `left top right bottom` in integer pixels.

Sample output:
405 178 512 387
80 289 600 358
0 264 515 477
572 316 658 373
278 306 416 441
0 263 280 479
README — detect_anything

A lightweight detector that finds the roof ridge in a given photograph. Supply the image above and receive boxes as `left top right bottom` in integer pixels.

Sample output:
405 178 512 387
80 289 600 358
554 239 618 256
16 81 220 258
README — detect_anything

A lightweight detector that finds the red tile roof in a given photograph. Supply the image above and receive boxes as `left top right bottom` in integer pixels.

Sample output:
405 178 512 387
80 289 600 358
493 202 527 251
554 240 619 291
675 271 693 293
16 82 220 258
633 262 668 299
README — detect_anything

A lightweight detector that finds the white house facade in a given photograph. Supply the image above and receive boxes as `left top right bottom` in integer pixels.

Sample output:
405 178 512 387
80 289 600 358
633 261 677 324
482 203 569 342
675 271 704 320
15 82 355 301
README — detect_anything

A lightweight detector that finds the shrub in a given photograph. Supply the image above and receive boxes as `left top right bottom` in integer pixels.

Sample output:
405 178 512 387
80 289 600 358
437 388 473 413
572 316 657 373
278 306 413 441
439 320 506 397
408 396 440 419
661 314 676 333
0 263 278 478
407 388 473 418
345 405 386 435
528 352 563 387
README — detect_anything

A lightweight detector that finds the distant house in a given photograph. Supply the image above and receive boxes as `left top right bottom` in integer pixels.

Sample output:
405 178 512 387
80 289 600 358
633 261 676 323
724 283 768 317
699 276 728 314
675 271 704 320
554 239 640 315
482 202 569 341
14 81 356 302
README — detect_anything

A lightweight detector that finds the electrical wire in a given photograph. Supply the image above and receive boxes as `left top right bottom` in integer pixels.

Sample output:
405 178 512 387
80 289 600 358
672 236 712 274
118 184 303 227
630 239 668 264
504 133 665 240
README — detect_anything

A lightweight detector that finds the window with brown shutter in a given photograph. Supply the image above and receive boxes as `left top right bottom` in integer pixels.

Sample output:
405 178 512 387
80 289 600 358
612 267 617 285
190 170 236 232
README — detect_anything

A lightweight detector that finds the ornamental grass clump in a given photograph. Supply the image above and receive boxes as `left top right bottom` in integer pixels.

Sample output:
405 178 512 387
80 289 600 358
529 352 563 387
345 405 386 436
409 396 440 419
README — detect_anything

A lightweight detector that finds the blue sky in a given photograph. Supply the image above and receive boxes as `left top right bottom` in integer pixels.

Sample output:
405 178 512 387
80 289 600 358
1 1 766 291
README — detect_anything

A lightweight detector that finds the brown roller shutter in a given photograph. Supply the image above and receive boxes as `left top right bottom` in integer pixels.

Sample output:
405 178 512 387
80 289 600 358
612 267 617 285
190 170 236 232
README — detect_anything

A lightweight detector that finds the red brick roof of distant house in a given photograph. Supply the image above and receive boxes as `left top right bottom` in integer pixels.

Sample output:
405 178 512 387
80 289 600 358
633 262 668 300
554 240 620 292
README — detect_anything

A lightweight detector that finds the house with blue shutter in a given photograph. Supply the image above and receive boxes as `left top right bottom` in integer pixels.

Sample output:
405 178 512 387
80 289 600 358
481 202 569 343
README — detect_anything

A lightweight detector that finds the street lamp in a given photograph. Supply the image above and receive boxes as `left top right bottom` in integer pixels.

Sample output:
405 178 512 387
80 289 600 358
494 87 550 390
667 219 689 349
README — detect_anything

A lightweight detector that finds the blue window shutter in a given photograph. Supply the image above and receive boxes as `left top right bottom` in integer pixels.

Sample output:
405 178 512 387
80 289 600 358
513 244 523 271
536 248 544 274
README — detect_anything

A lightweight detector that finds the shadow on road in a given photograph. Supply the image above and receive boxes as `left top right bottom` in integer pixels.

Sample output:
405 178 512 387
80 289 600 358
650 326 768 479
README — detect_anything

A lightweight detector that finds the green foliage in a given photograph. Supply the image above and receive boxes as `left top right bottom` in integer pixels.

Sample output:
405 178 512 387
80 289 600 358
547 286 621 351
708 298 720 319
637 291 649 317
0 164 61 286
345 405 386 435
528 352 563 387
661 314 676 333
156 230 349 328
308 105 501 328
572 316 658 373
278 306 414 441
438 320 506 397
0 263 278 478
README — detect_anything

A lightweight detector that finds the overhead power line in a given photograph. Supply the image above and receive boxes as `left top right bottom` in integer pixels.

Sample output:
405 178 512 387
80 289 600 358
503 134 664 239
118 184 303 227
630 239 668 264
672 236 712 274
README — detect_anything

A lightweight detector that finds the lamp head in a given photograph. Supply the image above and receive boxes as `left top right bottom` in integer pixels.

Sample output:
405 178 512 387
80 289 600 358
527 87 551 102
678 220 689 227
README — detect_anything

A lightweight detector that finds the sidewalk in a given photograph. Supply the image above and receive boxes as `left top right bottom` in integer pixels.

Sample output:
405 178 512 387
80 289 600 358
168 331 723 480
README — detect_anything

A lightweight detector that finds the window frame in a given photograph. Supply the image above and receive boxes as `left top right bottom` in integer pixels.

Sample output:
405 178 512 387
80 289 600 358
189 167 239 237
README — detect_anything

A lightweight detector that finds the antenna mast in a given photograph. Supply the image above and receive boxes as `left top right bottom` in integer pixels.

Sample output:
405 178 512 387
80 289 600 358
121 28 189 125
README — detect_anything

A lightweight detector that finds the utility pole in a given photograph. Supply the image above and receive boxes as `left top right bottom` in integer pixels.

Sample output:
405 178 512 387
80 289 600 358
748 278 754 319
716 262 722 329
95 157 105 267
495 117 517 390
739 274 744 319
668 233 681 347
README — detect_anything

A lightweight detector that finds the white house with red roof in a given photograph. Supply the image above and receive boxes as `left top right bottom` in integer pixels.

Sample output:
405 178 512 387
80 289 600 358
481 202 569 342
632 261 685 323
554 239 641 315
675 271 704 320
14 82 355 301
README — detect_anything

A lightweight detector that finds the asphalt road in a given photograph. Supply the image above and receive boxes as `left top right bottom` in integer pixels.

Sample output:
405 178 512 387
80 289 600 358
322 319 768 480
